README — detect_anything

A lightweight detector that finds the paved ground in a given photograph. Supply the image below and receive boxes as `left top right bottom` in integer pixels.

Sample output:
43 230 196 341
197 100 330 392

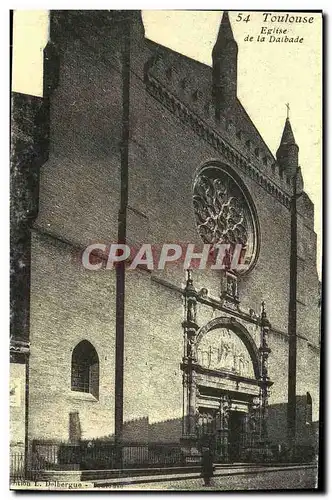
126 466 318 491
11 465 318 491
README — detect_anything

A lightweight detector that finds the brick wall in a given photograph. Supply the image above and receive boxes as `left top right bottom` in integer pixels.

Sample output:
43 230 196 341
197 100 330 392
26 12 320 448
28 232 116 441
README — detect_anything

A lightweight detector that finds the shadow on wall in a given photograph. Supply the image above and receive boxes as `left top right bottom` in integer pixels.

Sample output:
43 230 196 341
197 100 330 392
267 394 318 452
28 406 319 474
68 397 316 446
148 417 182 442
30 416 183 474
97 416 182 443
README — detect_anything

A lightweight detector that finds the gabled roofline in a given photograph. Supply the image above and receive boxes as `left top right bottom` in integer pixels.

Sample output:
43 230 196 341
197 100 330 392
145 38 212 71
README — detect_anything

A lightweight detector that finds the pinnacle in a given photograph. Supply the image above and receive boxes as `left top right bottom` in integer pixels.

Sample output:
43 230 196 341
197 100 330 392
212 11 237 56
280 118 297 146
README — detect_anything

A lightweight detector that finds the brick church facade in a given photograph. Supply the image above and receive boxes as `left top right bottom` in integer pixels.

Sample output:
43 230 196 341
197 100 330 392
10 11 320 468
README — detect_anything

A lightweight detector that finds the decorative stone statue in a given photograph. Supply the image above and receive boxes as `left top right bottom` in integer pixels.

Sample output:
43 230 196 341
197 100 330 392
187 334 196 359
187 298 196 323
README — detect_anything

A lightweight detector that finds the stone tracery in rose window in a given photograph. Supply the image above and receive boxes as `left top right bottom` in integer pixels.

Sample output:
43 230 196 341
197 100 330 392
193 168 258 272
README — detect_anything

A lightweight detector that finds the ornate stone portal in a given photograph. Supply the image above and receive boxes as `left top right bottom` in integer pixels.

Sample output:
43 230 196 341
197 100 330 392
181 271 273 463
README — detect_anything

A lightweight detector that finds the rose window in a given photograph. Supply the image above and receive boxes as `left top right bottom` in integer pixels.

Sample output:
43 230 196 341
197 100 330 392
193 166 258 273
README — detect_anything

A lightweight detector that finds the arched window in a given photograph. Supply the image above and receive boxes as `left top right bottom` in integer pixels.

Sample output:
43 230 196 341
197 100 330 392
306 392 312 425
71 340 99 399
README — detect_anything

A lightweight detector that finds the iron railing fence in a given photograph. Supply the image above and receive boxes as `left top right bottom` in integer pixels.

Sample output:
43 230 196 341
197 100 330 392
11 440 316 480
10 451 25 481
30 440 184 472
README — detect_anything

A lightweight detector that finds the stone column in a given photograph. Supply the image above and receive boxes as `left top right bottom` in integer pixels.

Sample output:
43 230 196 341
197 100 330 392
248 396 261 459
215 408 222 460
187 369 197 436
220 395 231 463
259 301 271 441
180 270 200 463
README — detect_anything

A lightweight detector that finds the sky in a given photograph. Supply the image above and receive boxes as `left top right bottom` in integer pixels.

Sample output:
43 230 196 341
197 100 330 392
12 10 322 276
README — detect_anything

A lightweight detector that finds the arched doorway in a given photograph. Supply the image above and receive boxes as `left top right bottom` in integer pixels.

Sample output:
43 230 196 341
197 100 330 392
188 318 263 463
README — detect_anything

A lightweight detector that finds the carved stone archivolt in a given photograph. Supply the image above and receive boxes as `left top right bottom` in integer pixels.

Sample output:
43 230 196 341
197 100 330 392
193 167 258 273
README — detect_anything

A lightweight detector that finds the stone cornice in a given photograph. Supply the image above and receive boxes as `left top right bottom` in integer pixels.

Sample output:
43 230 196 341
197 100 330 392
145 74 291 210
